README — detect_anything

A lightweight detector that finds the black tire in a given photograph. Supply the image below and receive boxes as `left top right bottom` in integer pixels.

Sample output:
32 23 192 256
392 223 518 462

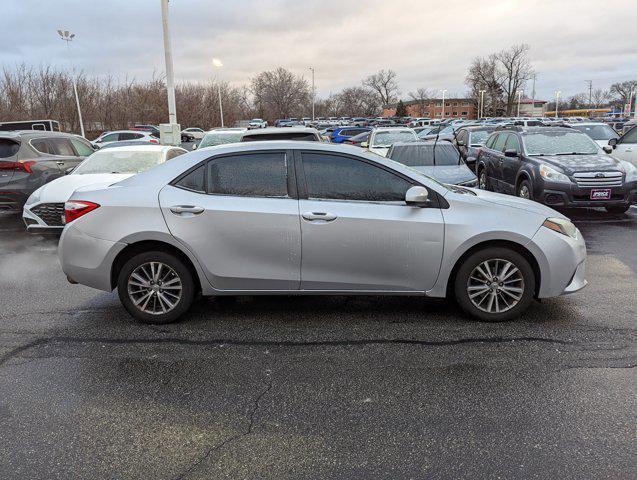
478 167 490 191
517 179 533 200
605 205 630 214
454 247 535 322
117 251 195 324
181 135 189 143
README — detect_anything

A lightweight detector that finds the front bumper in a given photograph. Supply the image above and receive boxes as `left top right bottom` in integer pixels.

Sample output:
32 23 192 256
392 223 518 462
23 202 65 234
562 260 587 294
536 180 637 208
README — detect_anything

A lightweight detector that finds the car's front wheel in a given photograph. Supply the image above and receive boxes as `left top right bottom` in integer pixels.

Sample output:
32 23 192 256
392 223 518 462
117 251 195 324
454 247 535 322
605 205 630 214
517 179 533 200
478 168 490 190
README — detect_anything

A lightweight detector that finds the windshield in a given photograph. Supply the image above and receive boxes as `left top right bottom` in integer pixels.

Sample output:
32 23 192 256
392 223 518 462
199 132 243 148
469 130 490 145
571 124 619 141
390 143 461 166
371 130 417 147
73 150 163 175
523 131 599 155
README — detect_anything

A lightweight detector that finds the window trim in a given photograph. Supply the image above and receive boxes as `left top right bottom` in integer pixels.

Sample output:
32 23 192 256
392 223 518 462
28 136 78 157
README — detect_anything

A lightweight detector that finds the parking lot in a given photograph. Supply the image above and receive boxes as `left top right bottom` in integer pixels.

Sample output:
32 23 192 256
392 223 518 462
0 207 634 479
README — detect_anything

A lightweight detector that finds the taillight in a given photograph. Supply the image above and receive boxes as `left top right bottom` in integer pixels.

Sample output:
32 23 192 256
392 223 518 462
64 201 100 224
0 160 36 173
150 138 159 144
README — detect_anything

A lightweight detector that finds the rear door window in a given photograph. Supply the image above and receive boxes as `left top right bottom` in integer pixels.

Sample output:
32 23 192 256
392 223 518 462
48 138 77 156
70 137 95 156
0 139 20 158
30 138 55 155
207 152 288 197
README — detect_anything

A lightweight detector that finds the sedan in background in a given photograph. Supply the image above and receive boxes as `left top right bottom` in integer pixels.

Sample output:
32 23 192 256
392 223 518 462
570 122 620 149
330 127 371 143
248 119 268 129
59 141 586 325
23 145 186 234
364 127 418 156
241 127 322 142
195 128 247 150
0 131 95 214
387 142 477 186
93 130 159 148
344 131 370 146
180 128 205 142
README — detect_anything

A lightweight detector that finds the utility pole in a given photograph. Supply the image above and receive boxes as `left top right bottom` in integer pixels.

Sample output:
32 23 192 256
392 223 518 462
516 90 524 117
160 0 179 145
479 89 486 118
531 74 536 114
555 90 561 118
309 67 315 121
213 58 224 127
440 89 447 119
585 80 593 117
57 30 85 138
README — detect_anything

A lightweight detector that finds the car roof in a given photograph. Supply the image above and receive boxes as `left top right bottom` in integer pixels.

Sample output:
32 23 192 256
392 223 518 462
97 145 183 153
243 127 319 135
0 130 80 139
204 128 247 135
460 125 496 131
373 127 415 133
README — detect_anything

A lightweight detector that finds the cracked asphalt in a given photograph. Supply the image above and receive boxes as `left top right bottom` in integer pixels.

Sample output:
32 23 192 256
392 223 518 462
0 208 635 479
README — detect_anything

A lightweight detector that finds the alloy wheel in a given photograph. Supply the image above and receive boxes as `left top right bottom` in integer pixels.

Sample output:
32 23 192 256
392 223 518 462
479 171 487 189
466 258 525 314
127 262 182 315
518 185 530 199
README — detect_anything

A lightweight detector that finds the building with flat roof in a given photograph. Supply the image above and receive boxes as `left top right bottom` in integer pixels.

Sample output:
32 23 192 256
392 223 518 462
383 98 477 119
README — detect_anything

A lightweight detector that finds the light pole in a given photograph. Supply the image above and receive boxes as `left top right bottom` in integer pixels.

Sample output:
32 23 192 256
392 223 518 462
555 90 561 118
309 67 315 122
516 89 524 117
628 89 635 118
57 30 85 138
160 0 177 126
440 89 447 119
212 58 224 127
479 89 486 118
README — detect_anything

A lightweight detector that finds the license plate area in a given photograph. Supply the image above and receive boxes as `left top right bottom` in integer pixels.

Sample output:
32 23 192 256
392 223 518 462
590 188 611 200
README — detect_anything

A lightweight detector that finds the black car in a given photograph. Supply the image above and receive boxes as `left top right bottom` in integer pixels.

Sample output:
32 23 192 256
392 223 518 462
475 126 637 214
452 125 496 171
0 131 95 214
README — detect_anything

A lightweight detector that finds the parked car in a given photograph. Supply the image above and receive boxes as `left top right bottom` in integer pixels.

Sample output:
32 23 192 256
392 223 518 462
23 145 186 234
330 127 371 144
344 131 370 146
364 127 418 156
568 122 619 149
0 131 95 214
240 127 322 142
419 125 461 142
453 125 497 172
0 119 61 132
59 141 587 325
607 124 637 167
387 142 477 186
351 118 369 127
132 125 160 137
195 128 246 150
180 128 205 142
93 130 159 148
248 119 268 129
475 126 637 213
98 140 157 149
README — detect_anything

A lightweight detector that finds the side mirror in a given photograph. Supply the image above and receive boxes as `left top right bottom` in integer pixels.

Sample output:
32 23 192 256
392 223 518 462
192 143 198 150
608 138 618 148
603 146 612 154
405 186 429 207
504 149 518 158
360 141 369 148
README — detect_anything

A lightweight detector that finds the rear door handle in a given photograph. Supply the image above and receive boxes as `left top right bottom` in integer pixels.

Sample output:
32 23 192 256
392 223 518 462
169 205 204 215
302 211 337 222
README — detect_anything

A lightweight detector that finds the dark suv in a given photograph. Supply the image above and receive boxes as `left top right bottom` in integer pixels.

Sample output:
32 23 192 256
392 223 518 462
475 126 637 214
0 131 95 214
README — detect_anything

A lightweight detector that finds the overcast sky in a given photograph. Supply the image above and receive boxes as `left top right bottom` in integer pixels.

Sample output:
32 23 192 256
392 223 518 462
2 0 636 101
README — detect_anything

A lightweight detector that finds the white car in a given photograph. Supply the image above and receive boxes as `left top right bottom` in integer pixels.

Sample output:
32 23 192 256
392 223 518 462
569 122 620 149
23 145 186 234
92 130 158 148
195 128 247 150
364 127 419 157
608 125 637 166
180 128 205 142
248 119 267 129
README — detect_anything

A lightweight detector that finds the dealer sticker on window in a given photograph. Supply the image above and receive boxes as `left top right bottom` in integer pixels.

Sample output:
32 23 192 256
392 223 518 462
590 188 611 200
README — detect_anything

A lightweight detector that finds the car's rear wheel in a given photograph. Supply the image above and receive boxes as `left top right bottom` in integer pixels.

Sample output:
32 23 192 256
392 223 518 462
117 251 195 324
605 205 630 214
454 247 535 322
478 168 490 190
517 179 533 200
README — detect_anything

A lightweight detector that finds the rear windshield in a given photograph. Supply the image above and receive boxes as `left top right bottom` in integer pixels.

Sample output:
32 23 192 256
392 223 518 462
241 132 318 142
571 124 619 141
0 139 20 158
389 143 461 166
199 132 243 148
73 150 164 174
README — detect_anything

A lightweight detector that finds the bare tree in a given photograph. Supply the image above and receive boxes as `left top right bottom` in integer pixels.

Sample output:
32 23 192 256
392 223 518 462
496 44 534 115
250 67 310 120
465 54 505 116
337 86 381 117
362 69 399 108
591 88 610 107
609 80 637 106
408 87 431 116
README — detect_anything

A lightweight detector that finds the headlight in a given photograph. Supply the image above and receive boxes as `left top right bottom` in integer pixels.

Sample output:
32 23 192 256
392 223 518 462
623 161 637 182
539 163 571 183
542 217 578 238
25 188 42 205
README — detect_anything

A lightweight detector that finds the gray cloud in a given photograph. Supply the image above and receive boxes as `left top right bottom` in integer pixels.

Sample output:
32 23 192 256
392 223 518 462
1 0 635 101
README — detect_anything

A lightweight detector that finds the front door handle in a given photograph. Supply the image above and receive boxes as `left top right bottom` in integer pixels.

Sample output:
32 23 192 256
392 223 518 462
302 211 337 222
169 205 204 215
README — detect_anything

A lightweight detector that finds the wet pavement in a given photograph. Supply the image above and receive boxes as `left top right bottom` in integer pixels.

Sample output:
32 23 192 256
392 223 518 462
0 207 635 479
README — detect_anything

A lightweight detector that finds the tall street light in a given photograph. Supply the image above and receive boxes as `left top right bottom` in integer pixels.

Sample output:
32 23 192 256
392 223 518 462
213 58 224 127
440 89 447 119
516 89 524 117
160 0 179 145
309 67 315 122
479 89 486 118
57 29 85 138
555 90 561 118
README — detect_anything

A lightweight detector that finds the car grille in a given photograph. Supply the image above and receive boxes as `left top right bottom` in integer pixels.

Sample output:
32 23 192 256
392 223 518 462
572 171 623 187
31 203 65 226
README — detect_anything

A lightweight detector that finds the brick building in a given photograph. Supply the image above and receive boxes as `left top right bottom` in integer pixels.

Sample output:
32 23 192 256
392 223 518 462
383 98 477 119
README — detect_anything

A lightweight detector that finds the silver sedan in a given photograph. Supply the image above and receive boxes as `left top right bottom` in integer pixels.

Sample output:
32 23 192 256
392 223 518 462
59 141 587 324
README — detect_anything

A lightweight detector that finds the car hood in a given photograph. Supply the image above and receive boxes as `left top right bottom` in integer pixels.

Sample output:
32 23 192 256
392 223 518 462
537 153 623 174
36 173 134 203
464 188 566 219
412 165 476 185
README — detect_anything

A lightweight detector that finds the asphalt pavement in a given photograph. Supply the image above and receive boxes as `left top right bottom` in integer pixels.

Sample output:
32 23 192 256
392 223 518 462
0 207 635 479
